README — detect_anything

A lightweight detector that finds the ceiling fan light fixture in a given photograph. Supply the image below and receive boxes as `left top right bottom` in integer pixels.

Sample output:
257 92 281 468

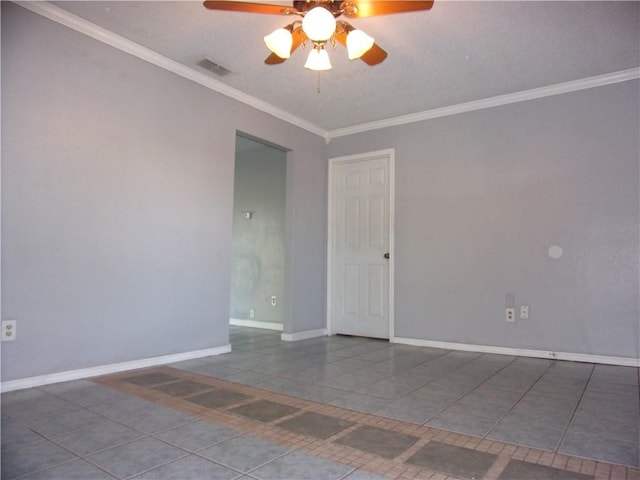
346 29 375 60
264 27 293 59
304 46 332 71
302 6 336 42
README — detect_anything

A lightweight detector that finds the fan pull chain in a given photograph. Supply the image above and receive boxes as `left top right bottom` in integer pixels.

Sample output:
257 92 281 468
316 72 321 94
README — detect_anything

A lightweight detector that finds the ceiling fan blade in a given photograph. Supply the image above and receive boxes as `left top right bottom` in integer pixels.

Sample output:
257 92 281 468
265 26 306 65
203 1 294 15
265 53 286 65
342 1 434 17
360 43 387 65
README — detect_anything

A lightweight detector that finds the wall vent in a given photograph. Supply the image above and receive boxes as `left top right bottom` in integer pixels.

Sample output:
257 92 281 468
196 57 232 76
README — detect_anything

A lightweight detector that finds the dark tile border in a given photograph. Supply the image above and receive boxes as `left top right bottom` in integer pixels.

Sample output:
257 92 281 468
94 366 639 480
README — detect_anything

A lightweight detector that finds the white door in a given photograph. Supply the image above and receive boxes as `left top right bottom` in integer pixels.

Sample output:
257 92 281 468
329 150 394 339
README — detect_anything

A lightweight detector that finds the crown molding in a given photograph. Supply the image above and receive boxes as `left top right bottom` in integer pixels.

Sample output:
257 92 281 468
326 67 640 140
15 2 639 143
15 1 327 139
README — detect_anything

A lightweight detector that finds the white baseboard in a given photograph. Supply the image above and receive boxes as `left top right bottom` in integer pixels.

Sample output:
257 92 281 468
281 328 327 342
392 337 640 367
1 345 232 392
230 318 283 332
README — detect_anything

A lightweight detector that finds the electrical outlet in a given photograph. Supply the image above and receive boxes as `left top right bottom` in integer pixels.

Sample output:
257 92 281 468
520 305 529 320
506 308 515 323
249 309 255 319
271 296 277 306
2 320 16 341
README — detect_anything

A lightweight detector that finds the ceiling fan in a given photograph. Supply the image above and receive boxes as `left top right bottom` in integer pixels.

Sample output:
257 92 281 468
203 1 434 71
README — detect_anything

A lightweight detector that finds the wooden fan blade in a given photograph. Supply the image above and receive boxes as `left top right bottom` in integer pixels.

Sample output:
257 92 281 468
265 53 286 64
203 1 294 15
342 0 434 17
265 26 306 65
360 43 387 65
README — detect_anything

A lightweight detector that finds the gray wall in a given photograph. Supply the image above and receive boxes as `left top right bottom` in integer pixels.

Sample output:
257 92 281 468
328 81 640 359
231 138 286 325
1 3 327 381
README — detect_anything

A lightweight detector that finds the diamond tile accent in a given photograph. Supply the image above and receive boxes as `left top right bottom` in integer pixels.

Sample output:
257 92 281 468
186 389 252 409
152 380 212 397
335 425 419 459
230 399 300 422
277 412 354 440
406 441 497 479
123 372 179 386
498 460 594 480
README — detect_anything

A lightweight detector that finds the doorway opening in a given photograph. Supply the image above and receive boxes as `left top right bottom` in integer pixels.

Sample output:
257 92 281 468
230 133 287 332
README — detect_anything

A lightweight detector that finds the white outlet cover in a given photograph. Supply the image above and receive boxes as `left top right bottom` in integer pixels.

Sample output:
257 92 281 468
506 308 516 323
2 320 16 341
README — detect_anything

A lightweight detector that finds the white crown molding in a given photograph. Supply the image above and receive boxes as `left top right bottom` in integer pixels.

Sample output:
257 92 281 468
1 345 232 392
281 328 327 342
327 67 640 140
14 4 640 145
230 318 284 331
393 337 640 368
15 1 327 139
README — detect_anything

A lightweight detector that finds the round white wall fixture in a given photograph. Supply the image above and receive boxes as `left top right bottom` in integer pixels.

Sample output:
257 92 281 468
548 245 563 259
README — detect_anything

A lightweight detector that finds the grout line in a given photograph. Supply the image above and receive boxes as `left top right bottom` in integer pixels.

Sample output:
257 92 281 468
556 362 596 455
476 357 556 445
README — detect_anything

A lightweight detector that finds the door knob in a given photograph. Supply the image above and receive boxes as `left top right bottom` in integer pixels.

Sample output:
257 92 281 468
384 253 390 259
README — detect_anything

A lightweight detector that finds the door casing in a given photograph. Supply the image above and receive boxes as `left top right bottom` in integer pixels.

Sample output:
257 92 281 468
327 148 395 340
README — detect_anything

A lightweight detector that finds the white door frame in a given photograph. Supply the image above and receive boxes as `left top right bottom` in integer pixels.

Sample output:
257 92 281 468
327 149 395 341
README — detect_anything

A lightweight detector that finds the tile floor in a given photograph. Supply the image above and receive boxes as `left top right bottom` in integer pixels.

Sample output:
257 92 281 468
1 326 638 480
176 327 639 468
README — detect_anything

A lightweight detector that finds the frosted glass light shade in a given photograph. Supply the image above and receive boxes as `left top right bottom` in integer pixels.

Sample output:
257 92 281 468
302 7 336 41
264 28 293 58
304 48 332 71
346 29 374 59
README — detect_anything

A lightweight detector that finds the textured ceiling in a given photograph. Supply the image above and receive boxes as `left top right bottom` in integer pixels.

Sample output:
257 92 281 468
50 1 639 131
